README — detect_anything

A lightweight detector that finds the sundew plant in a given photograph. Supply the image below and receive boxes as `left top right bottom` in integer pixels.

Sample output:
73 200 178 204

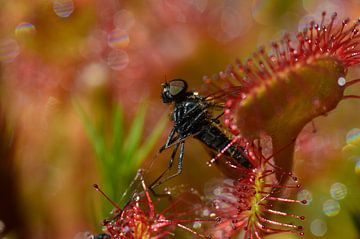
1 1 360 239
92 10 360 239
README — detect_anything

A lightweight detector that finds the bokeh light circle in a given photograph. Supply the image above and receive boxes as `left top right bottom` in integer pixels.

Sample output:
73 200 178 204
330 182 347 200
220 8 246 41
323 199 341 217
0 38 20 63
158 26 196 60
310 219 327 237
251 0 275 25
108 29 130 49
15 22 36 36
106 49 129 71
78 63 109 88
355 160 360 175
346 128 360 146
114 10 135 31
202 208 210 217
297 189 313 205
53 0 74 18
208 1 252 43
337 77 346 86
162 0 208 22
193 221 202 229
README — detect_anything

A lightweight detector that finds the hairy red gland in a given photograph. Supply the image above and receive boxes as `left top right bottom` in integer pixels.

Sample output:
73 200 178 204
95 174 213 239
207 141 305 239
203 12 360 172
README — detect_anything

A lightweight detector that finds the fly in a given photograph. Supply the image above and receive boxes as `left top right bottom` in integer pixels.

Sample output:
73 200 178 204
151 79 253 190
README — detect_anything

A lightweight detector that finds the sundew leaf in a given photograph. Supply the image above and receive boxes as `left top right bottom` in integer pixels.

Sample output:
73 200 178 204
204 12 360 175
230 58 345 171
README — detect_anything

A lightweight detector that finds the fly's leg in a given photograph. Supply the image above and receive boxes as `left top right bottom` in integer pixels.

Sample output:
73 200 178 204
151 143 179 188
160 141 185 184
159 135 179 153
183 109 207 132
211 112 224 124
184 104 222 131
159 128 177 153
152 141 185 190
150 143 180 196
168 143 180 167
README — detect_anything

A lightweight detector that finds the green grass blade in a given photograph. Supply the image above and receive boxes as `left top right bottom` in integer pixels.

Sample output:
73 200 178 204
123 102 147 164
75 100 167 216
74 101 107 166
131 113 168 169
111 104 124 163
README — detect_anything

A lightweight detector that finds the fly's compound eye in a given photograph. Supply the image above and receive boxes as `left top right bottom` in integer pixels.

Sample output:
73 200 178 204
169 80 186 96
161 79 188 103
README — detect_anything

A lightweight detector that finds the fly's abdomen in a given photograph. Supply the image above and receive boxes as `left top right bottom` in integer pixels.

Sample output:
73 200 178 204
194 124 252 169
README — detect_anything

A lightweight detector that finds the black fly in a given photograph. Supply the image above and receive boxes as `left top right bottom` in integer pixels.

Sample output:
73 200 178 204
151 79 253 190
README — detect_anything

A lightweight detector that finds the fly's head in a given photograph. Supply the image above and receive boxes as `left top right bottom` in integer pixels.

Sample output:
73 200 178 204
161 79 188 104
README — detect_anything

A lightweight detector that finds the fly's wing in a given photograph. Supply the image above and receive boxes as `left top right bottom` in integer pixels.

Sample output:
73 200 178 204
204 86 244 102
200 85 245 123
201 70 247 102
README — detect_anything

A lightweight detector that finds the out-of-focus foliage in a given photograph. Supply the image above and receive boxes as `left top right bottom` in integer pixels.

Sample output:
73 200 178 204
0 0 360 239
75 101 167 216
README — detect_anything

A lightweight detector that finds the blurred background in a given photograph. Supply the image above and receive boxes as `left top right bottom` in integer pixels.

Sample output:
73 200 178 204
1 0 360 238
